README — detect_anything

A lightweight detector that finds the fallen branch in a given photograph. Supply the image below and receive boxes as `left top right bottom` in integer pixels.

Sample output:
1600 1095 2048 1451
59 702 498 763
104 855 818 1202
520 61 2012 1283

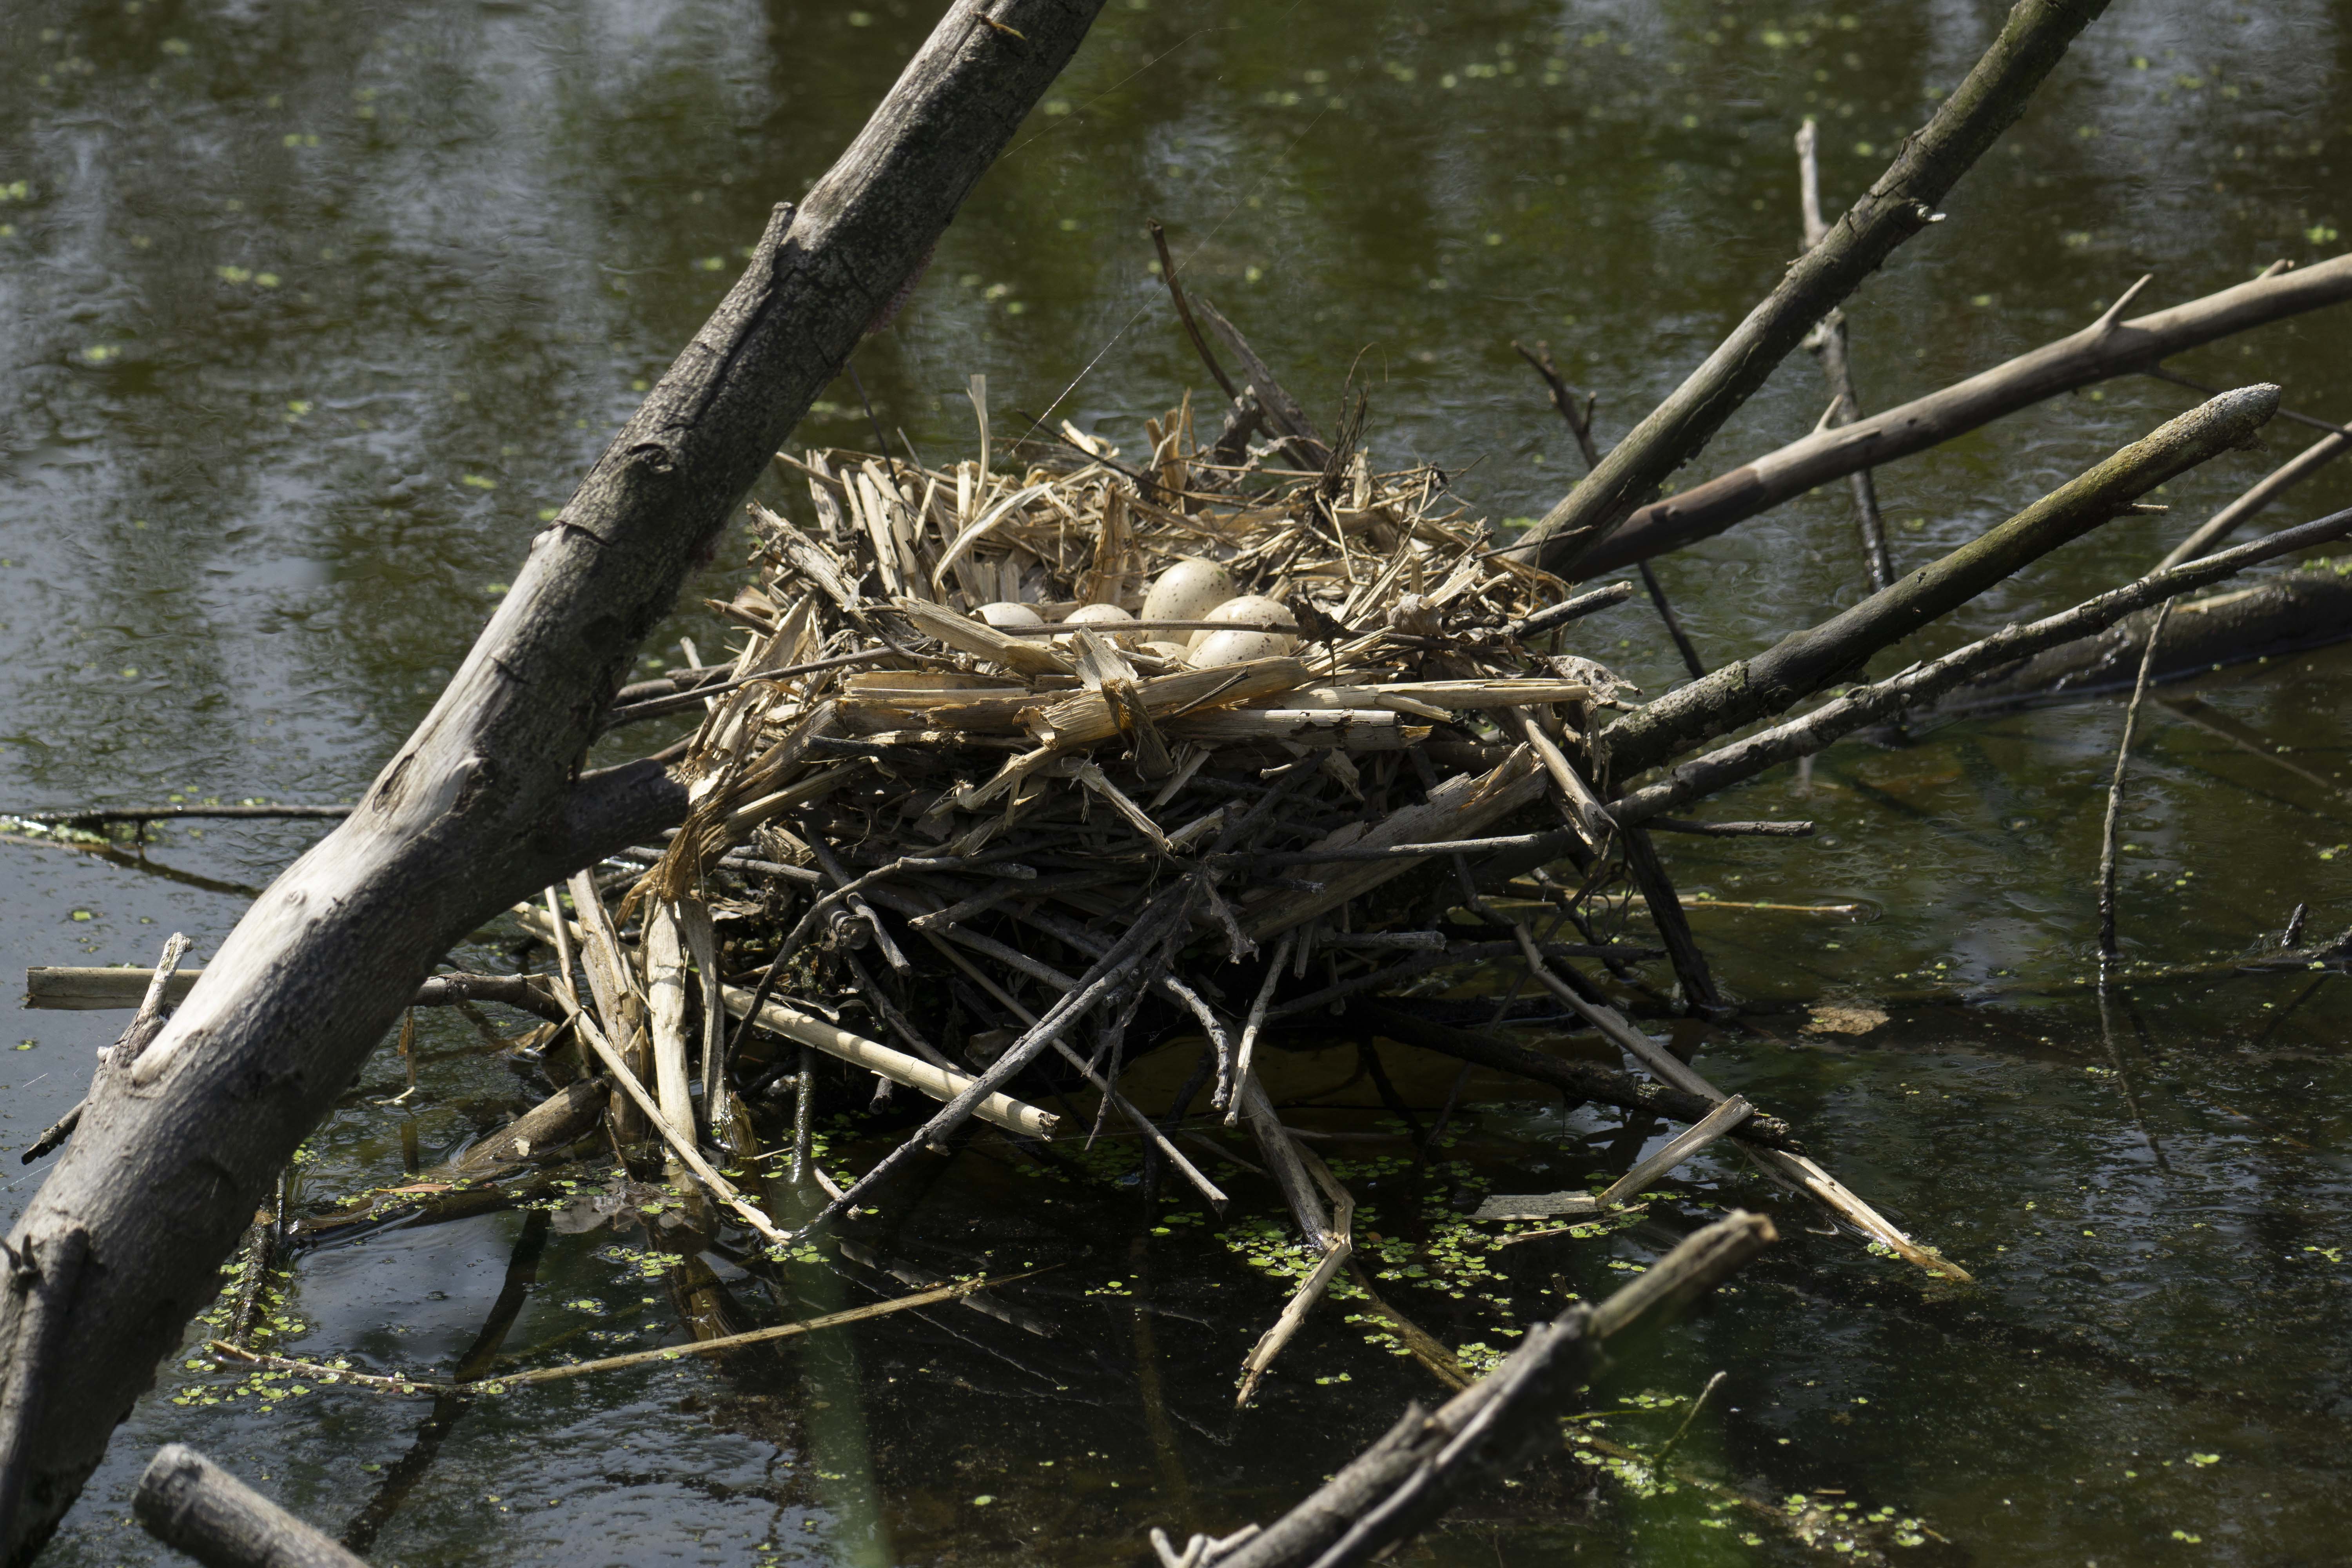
1574 253 2352 578
1795 115 1896 590
1348 1004 1805 1153
1158 1212 1776 1568
1519 0 2112 575
0 21 1116 1528
1605 386 2278 779
134 1443 370 1568
1611 504 2352 825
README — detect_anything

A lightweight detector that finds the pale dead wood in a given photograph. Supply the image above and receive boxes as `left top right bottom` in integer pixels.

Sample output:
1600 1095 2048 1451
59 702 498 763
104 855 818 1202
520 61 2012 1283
1522 0 2115 575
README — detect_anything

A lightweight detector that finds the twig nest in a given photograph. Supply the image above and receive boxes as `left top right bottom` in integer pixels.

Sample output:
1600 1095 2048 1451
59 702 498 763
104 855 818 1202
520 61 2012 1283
1062 602 1138 647
1184 595 1299 667
975 601 1044 630
1141 558 1236 641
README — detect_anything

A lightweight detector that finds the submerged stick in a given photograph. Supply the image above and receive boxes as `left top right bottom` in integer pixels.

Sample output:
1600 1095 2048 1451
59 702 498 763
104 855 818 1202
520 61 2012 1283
566 1002 789 1246
134 1443 371 1568
1235 1154 1353 1409
1504 929 1962 1278
1348 1004 1805 1152
2 805 351 826
1182 1212 1775 1568
1521 0 2112 575
1479 1095 1755 1223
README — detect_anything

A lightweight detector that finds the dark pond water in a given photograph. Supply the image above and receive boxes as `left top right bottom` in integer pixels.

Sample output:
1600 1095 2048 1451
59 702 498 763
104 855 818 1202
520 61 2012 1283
5 2 2351 1563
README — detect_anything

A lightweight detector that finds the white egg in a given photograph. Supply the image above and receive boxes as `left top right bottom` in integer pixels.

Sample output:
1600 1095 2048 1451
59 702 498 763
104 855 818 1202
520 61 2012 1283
1185 628 1294 668
975 601 1044 630
1141 558 1236 639
1139 639 1192 662
1202 595 1295 633
1065 602 1136 628
1184 596 1298 661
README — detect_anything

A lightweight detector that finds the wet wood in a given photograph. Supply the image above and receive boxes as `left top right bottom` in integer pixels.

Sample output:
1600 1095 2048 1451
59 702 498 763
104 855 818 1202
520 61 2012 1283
1165 1213 1775 1568
0 5 1112 1540
134 1444 370 1568
1348 1003 1805 1153
1612 504 2352 825
1795 116 1895 590
1605 387 2279 778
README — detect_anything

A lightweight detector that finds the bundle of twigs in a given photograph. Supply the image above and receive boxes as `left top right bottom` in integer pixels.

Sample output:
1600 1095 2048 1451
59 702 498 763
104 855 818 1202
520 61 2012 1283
496 364 2023 1422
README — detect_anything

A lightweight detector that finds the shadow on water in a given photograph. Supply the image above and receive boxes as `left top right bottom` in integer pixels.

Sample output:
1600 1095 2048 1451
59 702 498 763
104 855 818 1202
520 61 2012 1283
7 0 2352 1563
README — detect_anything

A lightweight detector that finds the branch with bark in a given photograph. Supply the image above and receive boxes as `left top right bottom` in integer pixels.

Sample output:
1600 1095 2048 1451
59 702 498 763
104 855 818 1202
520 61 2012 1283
1601 385 2277 780
1519 0 2114 577
1573 254 2352 579
0 3 1107 1556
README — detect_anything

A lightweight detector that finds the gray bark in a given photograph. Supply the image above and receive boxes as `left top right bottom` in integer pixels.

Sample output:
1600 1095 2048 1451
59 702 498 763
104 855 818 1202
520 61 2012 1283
1607 505 2352 827
1602 386 2276 781
1520 0 2113 576
1573 255 2352 579
1186 1213 1775 1568
0 3 1104 1557
1926 565 2352 717
134 1445 367 1568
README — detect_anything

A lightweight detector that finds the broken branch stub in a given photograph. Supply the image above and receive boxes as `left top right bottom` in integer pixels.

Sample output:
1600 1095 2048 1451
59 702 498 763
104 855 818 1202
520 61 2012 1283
0 3 1108 1555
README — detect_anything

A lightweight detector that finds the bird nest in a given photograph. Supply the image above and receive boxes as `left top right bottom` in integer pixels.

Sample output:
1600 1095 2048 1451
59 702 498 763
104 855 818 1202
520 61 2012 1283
613 392 1651 1180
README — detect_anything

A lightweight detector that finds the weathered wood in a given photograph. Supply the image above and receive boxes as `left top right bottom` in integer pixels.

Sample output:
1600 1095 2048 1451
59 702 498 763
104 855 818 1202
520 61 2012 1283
1928 566 2352 717
1574 254 2352 579
134 1444 368 1568
2158 426 2352 570
1168 1214 1774 1568
1603 387 2277 780
1520 0 2112 576
1794 116 1895 591
1609 505 2352 825
24 965 561 1020
0 4 1107 1554
441 1080 610 1181
0 1231 89 1552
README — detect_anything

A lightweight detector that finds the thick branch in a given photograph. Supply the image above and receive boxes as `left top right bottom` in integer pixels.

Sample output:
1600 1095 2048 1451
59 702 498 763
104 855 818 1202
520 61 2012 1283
1577 253 2352 579
1521 0 2112 575
1190 1213 1775 1568
0 4 1107 1556
1609 503 2352 824
1602 385 2276 780
134 1445 369 1568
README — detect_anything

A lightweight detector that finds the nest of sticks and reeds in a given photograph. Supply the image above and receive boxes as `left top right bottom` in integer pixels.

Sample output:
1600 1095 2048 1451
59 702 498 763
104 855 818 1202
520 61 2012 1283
494 370 1963 1409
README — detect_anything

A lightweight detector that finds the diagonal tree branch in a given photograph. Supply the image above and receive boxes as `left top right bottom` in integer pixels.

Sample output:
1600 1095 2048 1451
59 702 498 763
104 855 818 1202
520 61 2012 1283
0 3 1105 1557
1600 386 2276 782
1573 253 2352 580
1518 0 2112 578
